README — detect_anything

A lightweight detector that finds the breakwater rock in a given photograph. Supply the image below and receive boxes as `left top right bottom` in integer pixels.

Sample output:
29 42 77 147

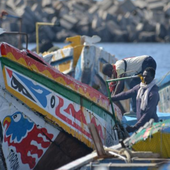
0 0 170 43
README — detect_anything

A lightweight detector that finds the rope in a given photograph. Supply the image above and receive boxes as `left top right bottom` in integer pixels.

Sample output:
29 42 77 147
104 147 132 163
119 148 132 163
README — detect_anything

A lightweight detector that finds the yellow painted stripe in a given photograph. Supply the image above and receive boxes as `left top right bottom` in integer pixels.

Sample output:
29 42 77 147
2 52 109 111
132 132 170 158
3 68 94 149
60 50 65 58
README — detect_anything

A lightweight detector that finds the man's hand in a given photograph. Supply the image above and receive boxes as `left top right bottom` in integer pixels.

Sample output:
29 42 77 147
126 125 135 133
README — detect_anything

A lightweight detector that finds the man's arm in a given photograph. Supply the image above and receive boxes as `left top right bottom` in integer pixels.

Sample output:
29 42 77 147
113 73 125 95
113 80 124 95
111 85 138 102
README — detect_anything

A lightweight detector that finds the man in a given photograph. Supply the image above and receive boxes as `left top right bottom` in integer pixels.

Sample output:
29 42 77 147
102 55 157 112
111 67 159 133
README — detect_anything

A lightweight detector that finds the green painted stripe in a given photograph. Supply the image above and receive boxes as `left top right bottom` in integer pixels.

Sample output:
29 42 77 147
0 57 115 124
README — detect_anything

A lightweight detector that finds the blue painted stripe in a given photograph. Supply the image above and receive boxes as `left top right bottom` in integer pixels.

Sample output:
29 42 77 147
51 56 73 66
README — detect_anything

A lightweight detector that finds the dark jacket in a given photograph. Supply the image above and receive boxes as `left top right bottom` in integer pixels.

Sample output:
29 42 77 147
111 84 159 131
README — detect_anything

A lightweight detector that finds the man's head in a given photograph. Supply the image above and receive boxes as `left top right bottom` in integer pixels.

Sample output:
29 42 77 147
142 67 155 84
102 63 115 78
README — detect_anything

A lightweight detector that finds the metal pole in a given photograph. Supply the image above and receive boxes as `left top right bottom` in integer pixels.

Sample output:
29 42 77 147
1 13 23 49
18 18 22 49
2 32 28 50
106 81 117 123
36 22 57 54
106 75 139 83
36 23 39 54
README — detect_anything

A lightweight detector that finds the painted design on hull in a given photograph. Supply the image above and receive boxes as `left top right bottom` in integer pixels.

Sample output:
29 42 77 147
3 66 116 147
8 67 51 107
0 43 110 110
3 111 54 169
55 96 104 140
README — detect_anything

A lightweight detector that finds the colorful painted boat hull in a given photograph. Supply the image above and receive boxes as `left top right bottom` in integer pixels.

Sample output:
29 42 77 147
127 119 170 158
0 42 124 169
157 71 170 113
43 35 130 113
0 87 92 170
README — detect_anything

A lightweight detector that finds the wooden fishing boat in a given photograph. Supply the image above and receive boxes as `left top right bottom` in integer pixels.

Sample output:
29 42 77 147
58 149 168 170
0 38 128 170
0 87 92 170
2 29 169 170
126 118 170 158
157 71 170 113
42 35 130 112
57 122 170 170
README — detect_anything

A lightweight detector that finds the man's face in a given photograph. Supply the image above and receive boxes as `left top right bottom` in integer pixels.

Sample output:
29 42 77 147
142 70 154 84
106 67 113 78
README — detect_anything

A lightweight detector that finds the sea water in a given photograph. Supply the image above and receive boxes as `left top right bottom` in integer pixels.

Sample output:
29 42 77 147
27 42 170 79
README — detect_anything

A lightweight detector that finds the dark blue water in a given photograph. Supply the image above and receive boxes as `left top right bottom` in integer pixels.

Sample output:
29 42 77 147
28 42 170 79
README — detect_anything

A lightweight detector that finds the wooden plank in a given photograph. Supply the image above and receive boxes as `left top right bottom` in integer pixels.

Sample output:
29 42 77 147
131 151 160 158
87 162 161 167
87 123 106 156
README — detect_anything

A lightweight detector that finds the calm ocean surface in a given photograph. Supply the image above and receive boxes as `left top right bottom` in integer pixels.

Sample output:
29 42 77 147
28 42 170 79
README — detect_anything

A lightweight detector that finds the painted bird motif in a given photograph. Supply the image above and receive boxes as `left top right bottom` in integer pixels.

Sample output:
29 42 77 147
3 111 54 169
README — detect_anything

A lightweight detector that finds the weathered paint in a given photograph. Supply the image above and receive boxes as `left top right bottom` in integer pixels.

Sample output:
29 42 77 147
157 72 170 113
43 35 84 74
130 120 170 158
51 47 74 74
0 89 59 170
2 65 117 147
64 35 84 68
0 43 112 111
0 43 122 148
75 45 116 96
158 86 170 113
